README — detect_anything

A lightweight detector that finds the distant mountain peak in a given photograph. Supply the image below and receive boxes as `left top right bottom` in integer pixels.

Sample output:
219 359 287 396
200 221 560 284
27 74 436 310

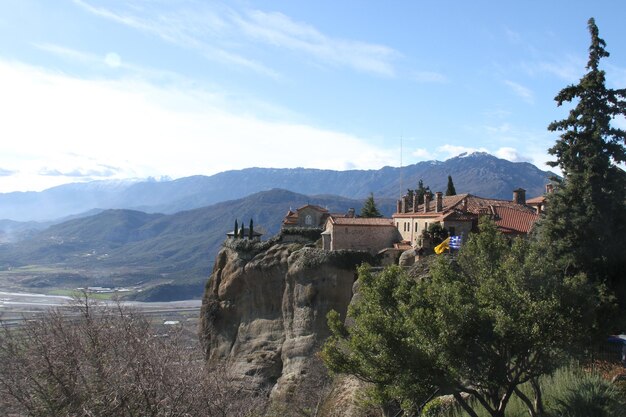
448 151 493 160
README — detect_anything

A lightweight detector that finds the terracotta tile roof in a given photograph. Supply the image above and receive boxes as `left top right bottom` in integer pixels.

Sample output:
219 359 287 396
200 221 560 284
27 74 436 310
394 242 413 250
442 210 476 222
297 204 329 213
463 196 536 215
526 195 546 205
491 206 539 234
393 193 539 235
282 210 299 225
329 217 395 226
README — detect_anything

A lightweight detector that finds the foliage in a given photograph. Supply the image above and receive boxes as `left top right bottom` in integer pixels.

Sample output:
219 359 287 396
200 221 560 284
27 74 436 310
446 366 626 417
249 218 254 238
279 227 324 242
0 295 266 416
360 193 383 218
445 175 457 196
423 222 449 246
416 179 434 205
322 219 599 417
536 18 626 311
235 219 239 238
549 369 626 417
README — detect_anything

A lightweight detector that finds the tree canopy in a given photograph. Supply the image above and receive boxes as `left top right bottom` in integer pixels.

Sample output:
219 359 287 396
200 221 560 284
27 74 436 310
360 192 383 218
322 219 598 417
536 17 626 309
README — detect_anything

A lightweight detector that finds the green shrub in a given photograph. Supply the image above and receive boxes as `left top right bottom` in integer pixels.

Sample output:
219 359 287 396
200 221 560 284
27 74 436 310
550 370 626 417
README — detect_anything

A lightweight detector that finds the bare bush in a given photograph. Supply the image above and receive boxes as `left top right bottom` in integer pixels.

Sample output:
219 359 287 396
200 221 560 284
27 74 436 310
0 295 266 416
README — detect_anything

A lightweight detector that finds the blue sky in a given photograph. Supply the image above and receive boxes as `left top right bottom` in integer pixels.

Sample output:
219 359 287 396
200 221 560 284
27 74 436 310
1 1 625 192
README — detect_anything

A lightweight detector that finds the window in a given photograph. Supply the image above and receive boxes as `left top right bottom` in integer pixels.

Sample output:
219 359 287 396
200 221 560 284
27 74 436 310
424 222 428 231
448 226 456 236
415 222 418 231
305 214 313 226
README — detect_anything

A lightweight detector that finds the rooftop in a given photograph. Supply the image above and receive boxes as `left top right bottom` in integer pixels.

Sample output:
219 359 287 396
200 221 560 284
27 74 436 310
329 217 395 226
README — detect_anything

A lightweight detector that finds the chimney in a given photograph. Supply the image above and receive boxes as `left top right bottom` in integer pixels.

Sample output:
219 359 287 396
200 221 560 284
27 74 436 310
396 199 402 214
347 208 355 218
424 193 431 213
513 188 526 205
545 183 554 194
401 196 407 213
462 197 468 211
435 192 443 213
412 194 418 213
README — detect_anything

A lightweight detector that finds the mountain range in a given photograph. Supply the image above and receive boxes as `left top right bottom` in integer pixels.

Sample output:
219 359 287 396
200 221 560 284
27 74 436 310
0 189 398 300
0 153 556 300
0 152 555 223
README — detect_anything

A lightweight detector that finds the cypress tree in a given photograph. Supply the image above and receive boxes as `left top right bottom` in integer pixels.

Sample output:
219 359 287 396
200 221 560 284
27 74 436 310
240 223 245 239
446 175 457 196
536 18 626 306
249 218 254 239
234 220 239 239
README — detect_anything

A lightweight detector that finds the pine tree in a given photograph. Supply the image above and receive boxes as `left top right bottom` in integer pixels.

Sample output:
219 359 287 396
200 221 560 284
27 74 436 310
360 193 382 218
416 179 433 204
249 218 254 239
537 18 626 304
233 220 239 239
445 175 457 196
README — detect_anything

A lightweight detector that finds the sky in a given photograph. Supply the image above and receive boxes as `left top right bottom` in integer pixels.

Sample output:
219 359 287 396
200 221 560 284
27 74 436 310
1 1 626 193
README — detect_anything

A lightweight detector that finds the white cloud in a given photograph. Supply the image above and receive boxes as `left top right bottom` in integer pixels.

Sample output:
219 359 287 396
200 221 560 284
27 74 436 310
504 80 534 103
0 59 396 192
234 10 400 76
436 145 489 159
493 147 530 163
411 148 434 159
72 0 280 78
73 0 400 78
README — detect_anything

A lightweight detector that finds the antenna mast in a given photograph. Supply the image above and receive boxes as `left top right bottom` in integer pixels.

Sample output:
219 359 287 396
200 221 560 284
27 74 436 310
400 136 403 198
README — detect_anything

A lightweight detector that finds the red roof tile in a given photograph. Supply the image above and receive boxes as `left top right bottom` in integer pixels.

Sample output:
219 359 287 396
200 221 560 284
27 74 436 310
491 206 539 234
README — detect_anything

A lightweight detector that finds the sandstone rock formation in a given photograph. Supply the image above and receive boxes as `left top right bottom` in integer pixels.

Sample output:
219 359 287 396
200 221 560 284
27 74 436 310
199 237 373 402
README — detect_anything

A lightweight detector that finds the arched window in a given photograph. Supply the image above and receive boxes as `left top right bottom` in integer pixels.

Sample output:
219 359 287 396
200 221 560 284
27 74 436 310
305 214 313 226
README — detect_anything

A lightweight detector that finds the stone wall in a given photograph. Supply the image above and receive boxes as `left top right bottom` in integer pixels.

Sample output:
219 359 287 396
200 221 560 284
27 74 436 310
329 224 401 255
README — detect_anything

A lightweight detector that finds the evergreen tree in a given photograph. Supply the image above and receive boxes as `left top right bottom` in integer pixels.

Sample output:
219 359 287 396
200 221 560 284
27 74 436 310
445 175 457 196
537 18 626 306
416 179 433 204
360 193 382 218
233 220 238 239
240 223 245 239
248 218 254 239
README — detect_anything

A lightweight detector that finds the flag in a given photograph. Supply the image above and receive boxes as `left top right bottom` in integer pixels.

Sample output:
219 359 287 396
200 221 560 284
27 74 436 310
434 237 450 255
450 235 462 250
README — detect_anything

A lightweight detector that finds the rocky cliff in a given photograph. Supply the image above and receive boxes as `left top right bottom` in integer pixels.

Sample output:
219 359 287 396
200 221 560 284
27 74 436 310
199 236 374 403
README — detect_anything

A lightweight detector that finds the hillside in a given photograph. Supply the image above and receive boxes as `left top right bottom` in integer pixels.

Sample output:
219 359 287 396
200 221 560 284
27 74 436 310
0 189 394 299
0 153 554 222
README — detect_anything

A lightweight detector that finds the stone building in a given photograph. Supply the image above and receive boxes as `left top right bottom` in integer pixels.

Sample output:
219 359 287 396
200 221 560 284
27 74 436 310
321 216 401 255
282 204 331 229
393 189 540 247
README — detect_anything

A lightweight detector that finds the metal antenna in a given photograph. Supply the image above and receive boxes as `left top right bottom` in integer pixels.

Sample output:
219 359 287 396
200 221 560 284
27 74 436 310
400 136 403 198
